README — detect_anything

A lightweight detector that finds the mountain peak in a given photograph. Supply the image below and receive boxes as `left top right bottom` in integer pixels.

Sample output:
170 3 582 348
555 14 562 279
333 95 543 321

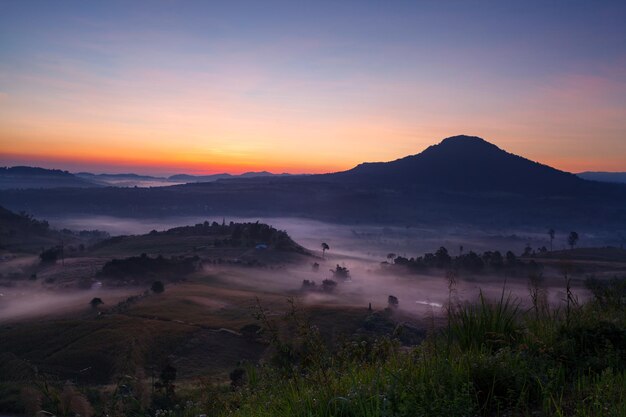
436 135 499 150
334 134 582 194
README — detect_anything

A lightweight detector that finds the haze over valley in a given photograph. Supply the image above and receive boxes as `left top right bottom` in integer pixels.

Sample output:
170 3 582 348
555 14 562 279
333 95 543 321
1 1 626 416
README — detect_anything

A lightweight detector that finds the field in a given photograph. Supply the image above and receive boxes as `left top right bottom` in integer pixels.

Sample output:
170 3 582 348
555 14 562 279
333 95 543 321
1 216 625 416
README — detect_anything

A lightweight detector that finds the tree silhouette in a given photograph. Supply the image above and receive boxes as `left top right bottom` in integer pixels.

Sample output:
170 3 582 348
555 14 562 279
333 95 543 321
89 297 103 309
388 295 399 309
321 242 330 259
321 279 337 292
330 264 350 280
151 280 165 293
567 232 579 250
39 246 61 264
386 253 396 262
548 229 555 251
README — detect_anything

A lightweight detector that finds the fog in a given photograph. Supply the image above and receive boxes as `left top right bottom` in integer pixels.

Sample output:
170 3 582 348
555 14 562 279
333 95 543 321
207 255 589 319
0 283 138 323
1 215 593 323
47 214 601 259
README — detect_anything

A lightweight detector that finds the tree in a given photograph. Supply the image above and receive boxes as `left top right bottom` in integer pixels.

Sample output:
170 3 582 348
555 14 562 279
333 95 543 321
155 363 177 399
321 279 337 292
330 264 350 280
40 246 62 264
151 280 165 293
435 246 451 268
567 232 579 250
505 251 517 267
321 242 330 259
388 295 399 309
89 297 103 309
386 253 396 262
548 229 555 251
230 367 246 388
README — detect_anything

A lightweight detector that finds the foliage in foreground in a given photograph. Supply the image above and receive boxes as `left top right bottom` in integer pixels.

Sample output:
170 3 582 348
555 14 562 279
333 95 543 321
7 278 626 417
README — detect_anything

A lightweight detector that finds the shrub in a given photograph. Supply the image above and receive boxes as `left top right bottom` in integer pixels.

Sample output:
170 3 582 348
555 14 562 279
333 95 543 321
39 246 61 264
151 281 165 293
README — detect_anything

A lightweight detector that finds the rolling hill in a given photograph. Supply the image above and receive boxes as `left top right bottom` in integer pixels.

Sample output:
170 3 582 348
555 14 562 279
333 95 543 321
578 171 626 184
0 166 98 189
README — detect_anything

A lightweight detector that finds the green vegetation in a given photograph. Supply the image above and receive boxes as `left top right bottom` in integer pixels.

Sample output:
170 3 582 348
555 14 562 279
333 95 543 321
90 221 309 258
206 280 624 417
98 254 201 283
4 276 623 417
0 205 109 253
389 246 541 276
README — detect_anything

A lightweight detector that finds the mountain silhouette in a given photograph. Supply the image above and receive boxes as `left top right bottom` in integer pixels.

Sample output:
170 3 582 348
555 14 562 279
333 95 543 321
0 166 98 189
577 171 626 184
327 135 582 194
1 135 624 231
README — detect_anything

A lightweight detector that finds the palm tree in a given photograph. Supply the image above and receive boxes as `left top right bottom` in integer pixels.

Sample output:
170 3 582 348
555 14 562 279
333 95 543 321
548 229 555 251
321 242 330 259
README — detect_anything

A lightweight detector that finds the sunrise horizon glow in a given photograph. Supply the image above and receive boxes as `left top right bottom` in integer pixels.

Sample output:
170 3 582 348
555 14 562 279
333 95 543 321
1 1 625 176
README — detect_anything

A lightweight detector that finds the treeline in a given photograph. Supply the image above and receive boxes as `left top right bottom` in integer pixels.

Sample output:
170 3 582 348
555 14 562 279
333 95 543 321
142 221 305 251
0 206 50 237
389 246 540 275
98 254 202 282
154 220 307 253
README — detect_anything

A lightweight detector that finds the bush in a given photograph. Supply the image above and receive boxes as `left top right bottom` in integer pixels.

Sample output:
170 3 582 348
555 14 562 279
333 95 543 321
39 246 61 264
151 281 165 293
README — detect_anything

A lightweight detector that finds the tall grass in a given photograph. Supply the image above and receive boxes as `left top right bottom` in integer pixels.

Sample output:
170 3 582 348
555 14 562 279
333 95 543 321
19 278 626 417
450 288 521 353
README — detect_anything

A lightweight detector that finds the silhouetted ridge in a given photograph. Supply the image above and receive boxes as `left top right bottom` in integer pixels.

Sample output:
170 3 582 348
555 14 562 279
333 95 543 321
330 135 582 194
0 166 98 189
1 166 74 177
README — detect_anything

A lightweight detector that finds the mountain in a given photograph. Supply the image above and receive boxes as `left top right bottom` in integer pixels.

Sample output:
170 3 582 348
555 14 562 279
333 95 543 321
168 171 291 182
168 173 233 182
577 172 626 184
0 166 98 189
239 171 292 178
75 172 181 187
74 171 293 187
326 135 583 194
1 135 625 232
76 172 165 181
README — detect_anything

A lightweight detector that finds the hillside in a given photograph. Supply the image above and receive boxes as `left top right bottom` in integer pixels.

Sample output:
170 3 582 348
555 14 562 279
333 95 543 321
0 206 108 253
73 171 292 187
0 166 98 189
578 171 626 184
90 220 310 263
168 171 291 182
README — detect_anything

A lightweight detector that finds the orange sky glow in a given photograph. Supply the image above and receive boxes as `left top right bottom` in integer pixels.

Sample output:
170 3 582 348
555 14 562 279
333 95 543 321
1 2 625 176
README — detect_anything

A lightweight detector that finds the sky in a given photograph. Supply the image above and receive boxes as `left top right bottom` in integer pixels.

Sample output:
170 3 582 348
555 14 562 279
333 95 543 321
1 0 625 175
